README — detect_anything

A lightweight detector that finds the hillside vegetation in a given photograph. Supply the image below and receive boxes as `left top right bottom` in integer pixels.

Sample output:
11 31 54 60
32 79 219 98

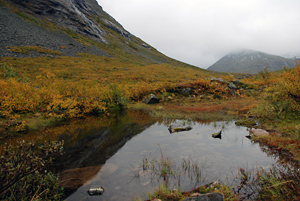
0 53 225 134
0 0 218 134
1 0 300 200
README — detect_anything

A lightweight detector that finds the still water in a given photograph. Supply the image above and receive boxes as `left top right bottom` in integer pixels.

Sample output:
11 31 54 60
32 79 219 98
50 111 277 201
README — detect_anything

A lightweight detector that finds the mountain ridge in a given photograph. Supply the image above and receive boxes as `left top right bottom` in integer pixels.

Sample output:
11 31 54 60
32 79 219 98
207 49 296 74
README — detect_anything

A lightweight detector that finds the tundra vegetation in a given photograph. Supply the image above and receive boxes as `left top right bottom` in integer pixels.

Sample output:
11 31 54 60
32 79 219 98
1 53 300 200
1 1 300 199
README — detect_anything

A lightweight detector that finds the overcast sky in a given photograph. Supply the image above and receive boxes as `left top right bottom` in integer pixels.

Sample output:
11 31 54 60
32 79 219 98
97 0 300 69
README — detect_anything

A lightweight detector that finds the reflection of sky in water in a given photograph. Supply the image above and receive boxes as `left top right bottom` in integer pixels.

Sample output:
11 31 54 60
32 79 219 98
67 121 276 201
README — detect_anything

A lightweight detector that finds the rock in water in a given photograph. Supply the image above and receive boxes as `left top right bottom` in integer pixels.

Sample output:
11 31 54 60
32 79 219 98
88 186 104 196
212 130 222 139
168 125 192 133
183 192 224 201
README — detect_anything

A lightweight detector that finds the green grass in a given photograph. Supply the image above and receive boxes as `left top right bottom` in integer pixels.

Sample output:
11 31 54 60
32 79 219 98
14 11 43 26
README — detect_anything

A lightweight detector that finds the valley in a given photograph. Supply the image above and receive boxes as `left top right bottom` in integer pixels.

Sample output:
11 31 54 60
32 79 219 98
1 0 300 200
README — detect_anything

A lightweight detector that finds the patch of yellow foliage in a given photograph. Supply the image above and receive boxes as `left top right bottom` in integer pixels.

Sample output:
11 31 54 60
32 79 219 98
0 54 216 120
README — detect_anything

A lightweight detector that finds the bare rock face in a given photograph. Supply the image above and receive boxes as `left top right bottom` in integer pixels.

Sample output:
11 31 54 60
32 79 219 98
9 0 131 43
0 5 109 57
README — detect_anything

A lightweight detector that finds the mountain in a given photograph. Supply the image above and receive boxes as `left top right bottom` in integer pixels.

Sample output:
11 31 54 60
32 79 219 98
207 49 296 74
0 0 195 66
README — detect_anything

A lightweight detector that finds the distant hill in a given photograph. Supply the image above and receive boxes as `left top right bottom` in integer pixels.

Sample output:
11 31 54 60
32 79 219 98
207 49 296 74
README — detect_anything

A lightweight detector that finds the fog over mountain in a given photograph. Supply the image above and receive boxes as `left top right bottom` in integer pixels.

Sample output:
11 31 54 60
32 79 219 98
98 0 300 68
207 49 296 74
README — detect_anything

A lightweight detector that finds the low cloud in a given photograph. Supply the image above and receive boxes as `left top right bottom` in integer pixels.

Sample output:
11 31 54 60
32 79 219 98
99 0 300 68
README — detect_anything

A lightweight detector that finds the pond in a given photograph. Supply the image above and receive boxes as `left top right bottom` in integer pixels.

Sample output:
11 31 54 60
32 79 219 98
41 110 278 201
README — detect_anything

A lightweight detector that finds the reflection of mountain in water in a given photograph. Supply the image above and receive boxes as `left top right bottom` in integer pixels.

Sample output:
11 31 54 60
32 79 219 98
52 111 156 197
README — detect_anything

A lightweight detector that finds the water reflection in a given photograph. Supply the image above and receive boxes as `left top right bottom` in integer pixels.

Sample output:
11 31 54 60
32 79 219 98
53 111 157 196
64 118 277 201
3 110 287 200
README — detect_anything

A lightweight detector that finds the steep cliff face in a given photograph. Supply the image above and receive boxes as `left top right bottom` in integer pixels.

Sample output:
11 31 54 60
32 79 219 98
9 0 130 43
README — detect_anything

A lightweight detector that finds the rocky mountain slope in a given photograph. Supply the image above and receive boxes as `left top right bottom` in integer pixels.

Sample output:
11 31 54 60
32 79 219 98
0 0 185 65
207 49 296 74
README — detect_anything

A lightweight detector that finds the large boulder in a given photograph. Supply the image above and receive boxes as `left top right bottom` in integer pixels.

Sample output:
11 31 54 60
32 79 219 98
250 129 269 137
142 94 159 104
227 82 237 89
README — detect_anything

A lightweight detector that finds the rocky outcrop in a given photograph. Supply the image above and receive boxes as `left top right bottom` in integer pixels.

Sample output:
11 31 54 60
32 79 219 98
9 0 131 42
0 6 110 57
0 0 171 64
102 18 130 39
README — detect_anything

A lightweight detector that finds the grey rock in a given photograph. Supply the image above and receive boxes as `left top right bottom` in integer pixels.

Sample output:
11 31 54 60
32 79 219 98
232 80 241 84
168 125 192 133
250 129 269 137
228 82 237 89
103 18 131 39
204 179 223 188
141 43 150 48
142 94 159 104
210 77 227 83
181 88 192 95
87 186 104 196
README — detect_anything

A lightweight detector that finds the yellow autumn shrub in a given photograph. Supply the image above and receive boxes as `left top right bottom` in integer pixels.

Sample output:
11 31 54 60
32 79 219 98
0 54 220 120
0 79 40 113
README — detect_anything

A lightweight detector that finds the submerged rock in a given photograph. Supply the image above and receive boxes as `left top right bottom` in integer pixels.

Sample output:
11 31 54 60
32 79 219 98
88 186 104 196
183 192 224 201
204 179 223 188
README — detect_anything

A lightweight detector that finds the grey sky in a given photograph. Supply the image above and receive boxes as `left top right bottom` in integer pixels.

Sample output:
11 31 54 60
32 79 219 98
97 0 300 68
